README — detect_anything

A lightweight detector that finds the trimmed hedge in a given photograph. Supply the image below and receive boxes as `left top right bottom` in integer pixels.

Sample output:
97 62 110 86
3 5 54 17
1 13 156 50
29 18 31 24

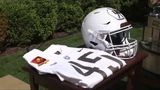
56 1 84 33
0 0 150 48
0 0 57 46
0 12 8 51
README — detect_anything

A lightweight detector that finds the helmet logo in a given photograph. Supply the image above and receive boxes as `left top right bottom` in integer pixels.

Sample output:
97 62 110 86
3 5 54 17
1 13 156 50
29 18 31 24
107 9 124 20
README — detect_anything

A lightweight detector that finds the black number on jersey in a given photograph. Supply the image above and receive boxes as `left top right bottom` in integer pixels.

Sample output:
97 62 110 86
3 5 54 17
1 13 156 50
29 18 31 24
101 55 123 68
69 51 124 77
78 52 101 63
69 61 107 77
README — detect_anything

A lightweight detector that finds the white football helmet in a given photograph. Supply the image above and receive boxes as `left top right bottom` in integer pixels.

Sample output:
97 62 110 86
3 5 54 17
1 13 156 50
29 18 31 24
81 7 137 59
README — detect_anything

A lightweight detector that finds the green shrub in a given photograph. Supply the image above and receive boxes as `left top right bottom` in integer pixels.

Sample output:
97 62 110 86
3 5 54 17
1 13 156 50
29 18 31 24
77 0 97 14
95 0 149 22
0 12 8 51
56 1 84 33
0 0 57 46
0 0 148 48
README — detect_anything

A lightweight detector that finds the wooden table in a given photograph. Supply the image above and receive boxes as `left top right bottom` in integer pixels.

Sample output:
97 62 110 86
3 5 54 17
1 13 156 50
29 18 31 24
23 50 147 90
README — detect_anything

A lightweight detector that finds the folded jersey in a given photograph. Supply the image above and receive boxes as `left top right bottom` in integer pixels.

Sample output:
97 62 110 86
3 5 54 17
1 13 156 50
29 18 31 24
23 44 126 88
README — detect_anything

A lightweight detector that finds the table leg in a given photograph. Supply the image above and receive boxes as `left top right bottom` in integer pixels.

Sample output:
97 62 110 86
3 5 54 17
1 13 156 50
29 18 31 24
29 73 39 90
126 61 144 90
126 69 135 90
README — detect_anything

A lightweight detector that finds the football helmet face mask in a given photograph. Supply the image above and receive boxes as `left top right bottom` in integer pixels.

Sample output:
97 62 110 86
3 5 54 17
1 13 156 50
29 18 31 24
81 7 137 59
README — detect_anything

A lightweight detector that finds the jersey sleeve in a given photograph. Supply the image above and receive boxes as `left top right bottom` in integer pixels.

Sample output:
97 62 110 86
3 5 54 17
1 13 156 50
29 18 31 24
23 49 57 74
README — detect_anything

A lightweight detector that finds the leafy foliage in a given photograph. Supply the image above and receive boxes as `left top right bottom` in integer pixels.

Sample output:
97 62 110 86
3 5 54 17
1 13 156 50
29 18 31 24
0 0 57 46
0 0 150 48
95 0 150 22
56 1 84 33
0 12 8 51
77 0 97 14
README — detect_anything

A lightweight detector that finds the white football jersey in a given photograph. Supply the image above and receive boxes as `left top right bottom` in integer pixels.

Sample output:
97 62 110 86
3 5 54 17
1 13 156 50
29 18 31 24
23 44 126 88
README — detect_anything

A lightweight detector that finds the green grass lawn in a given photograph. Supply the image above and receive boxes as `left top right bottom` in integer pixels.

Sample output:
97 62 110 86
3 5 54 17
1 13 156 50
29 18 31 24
0 27 143 84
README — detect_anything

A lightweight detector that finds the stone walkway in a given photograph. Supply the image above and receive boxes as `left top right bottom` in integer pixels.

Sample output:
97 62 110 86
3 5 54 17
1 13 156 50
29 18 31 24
0 75 30 90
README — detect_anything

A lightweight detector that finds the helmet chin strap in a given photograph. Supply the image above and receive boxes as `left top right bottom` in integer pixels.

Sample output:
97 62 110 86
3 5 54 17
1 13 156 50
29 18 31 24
118 38 135 59
119 49 134 59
